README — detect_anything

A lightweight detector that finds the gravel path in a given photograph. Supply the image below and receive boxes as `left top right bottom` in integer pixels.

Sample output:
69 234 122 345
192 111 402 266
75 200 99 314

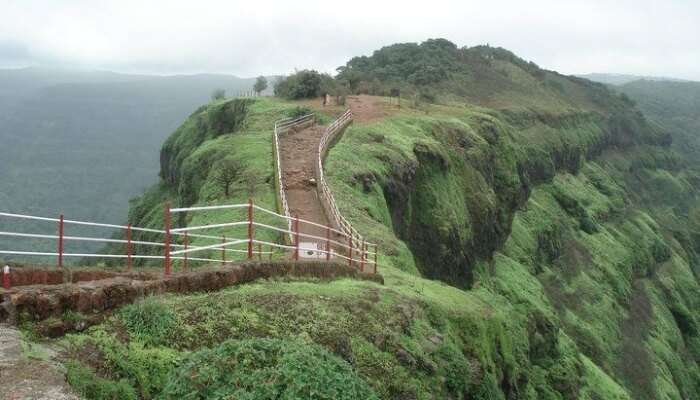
0 324 79 400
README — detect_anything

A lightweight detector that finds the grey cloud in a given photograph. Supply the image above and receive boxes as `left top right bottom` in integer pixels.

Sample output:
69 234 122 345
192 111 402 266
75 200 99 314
1 0 699 80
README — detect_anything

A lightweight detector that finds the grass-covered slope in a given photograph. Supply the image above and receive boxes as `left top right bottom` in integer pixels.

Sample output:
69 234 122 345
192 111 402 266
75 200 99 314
56 94 630 400
322 101 700 397
336 39 627 114
53 42 700 399
99 97 312 265
618 79 700 166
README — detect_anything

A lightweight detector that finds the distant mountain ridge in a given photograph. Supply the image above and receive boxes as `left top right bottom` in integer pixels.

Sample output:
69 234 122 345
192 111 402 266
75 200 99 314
577 72 692 86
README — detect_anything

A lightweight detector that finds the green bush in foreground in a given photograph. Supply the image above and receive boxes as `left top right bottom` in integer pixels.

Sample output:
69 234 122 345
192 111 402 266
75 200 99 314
158 337 378 400
65 360 138 400
119 297 176 346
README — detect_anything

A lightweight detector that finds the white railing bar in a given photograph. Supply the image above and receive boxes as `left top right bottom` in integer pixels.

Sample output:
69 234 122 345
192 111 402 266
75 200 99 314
170 238 248 255
170 221 249 233
0 231 185 248
0 250 217 263
250 239 296 251
0 212 59 223
252 204 290 220
170 204 248 213
251 221 292 235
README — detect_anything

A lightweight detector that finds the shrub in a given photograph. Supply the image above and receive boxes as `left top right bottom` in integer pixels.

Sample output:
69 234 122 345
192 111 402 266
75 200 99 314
254 76 268 95
274 70 325 99
119 297 176 346
159 338 378 399
211 89 226 101
66 360 138 400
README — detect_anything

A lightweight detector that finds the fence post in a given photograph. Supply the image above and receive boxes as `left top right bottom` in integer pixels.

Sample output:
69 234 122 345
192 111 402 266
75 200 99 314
57 214 64 269
325 226 331 261
222 235 226 265
2 265 9 290
183 232 188 272
347 233 352 267
269 245 272 261
164 202 171 276
247 198 253 260
126 224 132 271
360 240 365 272
293 215 300 261
258 243 262 261
374 244 378 274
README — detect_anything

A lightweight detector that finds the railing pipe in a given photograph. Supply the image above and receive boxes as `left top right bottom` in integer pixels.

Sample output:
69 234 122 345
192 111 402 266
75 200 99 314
183 232 188 271
293 215 300 261
248 198 254 259
2 265 9 290
164 202 171 276
57 214 64 269
126 224 132 271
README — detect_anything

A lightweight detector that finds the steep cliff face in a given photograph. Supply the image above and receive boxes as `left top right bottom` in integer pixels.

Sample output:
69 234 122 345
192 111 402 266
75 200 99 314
324 45 700 397
327 103 700 398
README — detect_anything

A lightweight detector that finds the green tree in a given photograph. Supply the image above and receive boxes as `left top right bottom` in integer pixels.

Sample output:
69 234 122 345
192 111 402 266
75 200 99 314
213 157 242 197
211 88 226 101
254 76 268 95
274 70 324 99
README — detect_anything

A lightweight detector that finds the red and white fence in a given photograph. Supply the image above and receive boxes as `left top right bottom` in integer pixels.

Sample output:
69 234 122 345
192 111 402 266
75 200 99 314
316 109 372 252
0 109 380 290
0 199 377 289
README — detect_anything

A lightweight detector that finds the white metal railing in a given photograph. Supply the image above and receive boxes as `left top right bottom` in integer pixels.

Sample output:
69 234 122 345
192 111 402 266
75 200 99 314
0 110 380 290
0 199 377 289
316 110 374 251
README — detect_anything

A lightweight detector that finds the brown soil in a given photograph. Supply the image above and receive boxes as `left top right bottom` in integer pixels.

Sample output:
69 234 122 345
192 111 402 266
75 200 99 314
1 262 383 332
346 95 397 123
292 95 397 125
279 123 332 243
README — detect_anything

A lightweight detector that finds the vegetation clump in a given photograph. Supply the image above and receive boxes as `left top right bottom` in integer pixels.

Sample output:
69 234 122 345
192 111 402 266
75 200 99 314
159 338 378 400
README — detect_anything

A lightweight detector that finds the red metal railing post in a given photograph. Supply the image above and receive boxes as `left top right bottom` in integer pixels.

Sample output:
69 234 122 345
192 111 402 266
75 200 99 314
164 202 171 276
360 240 366 272
126 224 133 271
347 234 352 267
247 198 254 260
374 244 378 274
222 235 226 265
183 232 188 272
293 215 300 261
2 265 10 290
57 214 64 269
325 226 331 261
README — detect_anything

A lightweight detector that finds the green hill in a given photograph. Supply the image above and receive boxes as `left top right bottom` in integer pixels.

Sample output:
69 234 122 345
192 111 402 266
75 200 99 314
617 79 700 166
51 40 700 399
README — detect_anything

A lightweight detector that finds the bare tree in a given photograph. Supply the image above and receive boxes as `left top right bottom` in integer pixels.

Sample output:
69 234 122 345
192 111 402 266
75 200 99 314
213 158 242 197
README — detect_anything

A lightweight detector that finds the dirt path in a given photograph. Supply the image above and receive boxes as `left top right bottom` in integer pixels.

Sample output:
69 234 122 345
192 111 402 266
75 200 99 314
347 95 395 124
279 123 331 246
278 95 392 257
0 324 78 399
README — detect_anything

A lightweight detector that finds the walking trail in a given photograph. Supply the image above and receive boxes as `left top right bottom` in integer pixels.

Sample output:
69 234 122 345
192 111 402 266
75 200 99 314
278 95 392 253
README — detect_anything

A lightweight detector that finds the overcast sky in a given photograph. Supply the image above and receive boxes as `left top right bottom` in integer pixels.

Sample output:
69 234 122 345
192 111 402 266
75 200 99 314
1 0 698 80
